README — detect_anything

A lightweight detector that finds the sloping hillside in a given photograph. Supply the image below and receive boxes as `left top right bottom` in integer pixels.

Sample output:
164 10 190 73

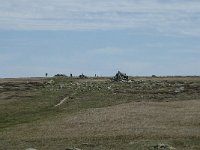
0 77 200 150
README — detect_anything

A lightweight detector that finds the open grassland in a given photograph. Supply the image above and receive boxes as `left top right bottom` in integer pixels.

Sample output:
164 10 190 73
0 76 200 150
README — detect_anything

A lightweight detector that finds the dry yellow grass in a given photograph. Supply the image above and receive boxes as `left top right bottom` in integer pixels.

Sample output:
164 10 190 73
1 100 200 142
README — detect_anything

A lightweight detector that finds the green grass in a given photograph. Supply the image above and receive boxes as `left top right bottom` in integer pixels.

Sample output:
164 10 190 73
0 89 62 129
1 77 200 129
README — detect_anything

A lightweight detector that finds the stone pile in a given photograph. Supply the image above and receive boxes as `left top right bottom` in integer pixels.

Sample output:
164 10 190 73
113 71 128 82
149 143 176 150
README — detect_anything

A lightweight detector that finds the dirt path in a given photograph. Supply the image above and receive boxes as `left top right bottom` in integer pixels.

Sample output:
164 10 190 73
54 92 77 107
54 97 69 107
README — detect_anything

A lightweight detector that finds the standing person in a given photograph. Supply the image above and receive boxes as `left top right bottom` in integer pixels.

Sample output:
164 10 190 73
45 73 48 77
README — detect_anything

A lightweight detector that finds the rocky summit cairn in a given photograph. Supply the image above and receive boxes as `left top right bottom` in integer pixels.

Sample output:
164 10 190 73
113 71 128 82
79 74 87 79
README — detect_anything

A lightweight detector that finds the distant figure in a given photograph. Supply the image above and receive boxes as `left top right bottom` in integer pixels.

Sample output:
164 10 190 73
95 74 97 77
45 73 48 77
70 73 73 78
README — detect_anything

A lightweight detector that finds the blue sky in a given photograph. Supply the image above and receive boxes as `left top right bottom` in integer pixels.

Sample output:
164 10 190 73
0 0 200 77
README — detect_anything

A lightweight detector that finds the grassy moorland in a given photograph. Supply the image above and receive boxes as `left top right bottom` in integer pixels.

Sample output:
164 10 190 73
0 76 200 150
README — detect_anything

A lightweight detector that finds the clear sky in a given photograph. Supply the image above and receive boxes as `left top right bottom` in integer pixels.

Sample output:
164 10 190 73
0 0 200 77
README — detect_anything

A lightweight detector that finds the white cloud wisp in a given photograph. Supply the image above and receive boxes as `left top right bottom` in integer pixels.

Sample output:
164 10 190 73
0 0 200 36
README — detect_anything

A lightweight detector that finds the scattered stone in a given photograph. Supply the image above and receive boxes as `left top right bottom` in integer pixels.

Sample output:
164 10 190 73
81 143 95 147
175 86 184 93
0 86 3 89
65 148 81 150
149 143 176 150
25 148 37 150
47 79 55 85
128 80 133 83
59 84 65 89
76 82 80 86
107 86 112 90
